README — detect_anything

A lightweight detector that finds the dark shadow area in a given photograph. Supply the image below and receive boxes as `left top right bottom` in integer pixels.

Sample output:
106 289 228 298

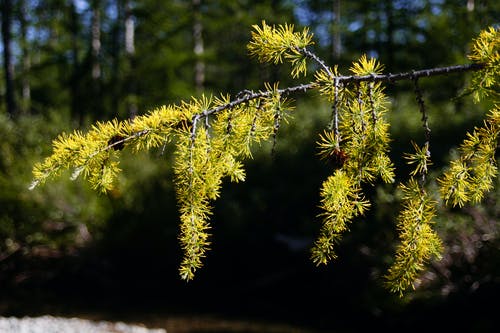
1 138 499 332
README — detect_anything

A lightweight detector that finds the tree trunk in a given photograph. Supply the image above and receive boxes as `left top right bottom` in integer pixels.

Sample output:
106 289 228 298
125 0 137 119
1 0 17 116
89 0 103 119
192 0 205 92
332 0 342 60
383 0 395 70
124 1 135 56
69 0 82 123
467 0 474 12
110 0 123 116
19 0 31 114
91 0 101 80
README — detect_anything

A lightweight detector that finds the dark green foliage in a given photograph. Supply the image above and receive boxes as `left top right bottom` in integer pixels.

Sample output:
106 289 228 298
0 111 112 258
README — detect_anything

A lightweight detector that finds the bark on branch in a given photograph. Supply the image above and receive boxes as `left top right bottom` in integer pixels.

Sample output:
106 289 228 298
103 62 486 152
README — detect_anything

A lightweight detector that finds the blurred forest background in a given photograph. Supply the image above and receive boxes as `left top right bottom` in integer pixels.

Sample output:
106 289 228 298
1 0 500 332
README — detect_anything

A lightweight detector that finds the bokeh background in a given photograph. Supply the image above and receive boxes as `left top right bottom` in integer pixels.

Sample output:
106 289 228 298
1 1 499 332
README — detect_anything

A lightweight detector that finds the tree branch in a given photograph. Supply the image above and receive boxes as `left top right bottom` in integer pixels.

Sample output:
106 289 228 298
207 63 485 117
102 62 486 152
335 63 486 83
297 47 334 77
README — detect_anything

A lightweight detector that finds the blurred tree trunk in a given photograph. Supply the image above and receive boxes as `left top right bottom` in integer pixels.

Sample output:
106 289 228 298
124 1 135 58
1 0 17 116
192 0 205 92
383 0 394 69
467 0 474 11
125 0 137 119
90 0 103 119
332 0 341 61
110 0 123 116
69 0 83 123
19 0 30 114
91 0 101 81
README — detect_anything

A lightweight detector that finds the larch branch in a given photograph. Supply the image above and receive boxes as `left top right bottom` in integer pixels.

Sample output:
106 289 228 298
103 63 486 152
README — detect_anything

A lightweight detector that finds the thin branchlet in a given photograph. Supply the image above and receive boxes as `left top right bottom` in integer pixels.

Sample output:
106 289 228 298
297 46 334 77
385 75 441 295
368 79 377 124
413 77 431 185
329 77 341 146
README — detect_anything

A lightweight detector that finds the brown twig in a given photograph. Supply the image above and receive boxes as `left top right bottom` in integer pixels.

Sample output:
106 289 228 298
100 62 486 152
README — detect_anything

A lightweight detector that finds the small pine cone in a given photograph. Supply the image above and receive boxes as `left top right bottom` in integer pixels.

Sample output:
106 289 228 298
107 135 126 151
329 149 348 169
